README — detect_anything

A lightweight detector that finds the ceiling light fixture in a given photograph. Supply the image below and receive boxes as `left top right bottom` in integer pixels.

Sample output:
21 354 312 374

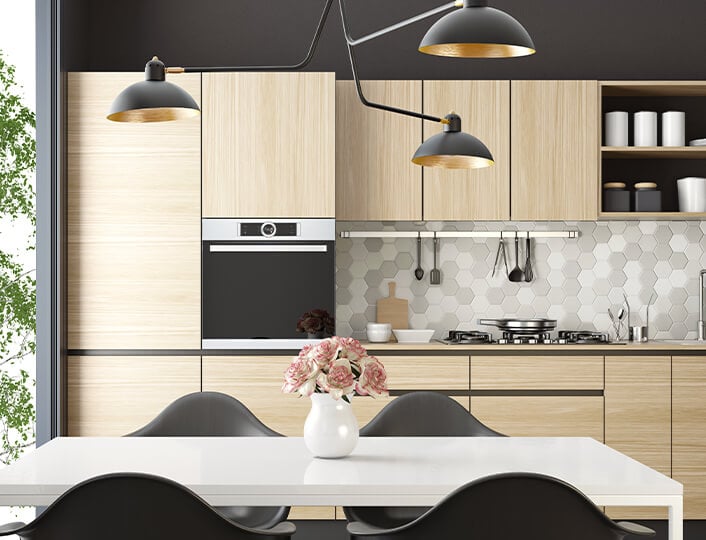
108 0 534 169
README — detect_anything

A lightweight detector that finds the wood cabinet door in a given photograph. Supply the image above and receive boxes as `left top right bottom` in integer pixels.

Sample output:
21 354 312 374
423 81 510 220
673 356 706 518
605 356 671 519
511 80 599 220
67 356 201 436
67 73 201 350
336 81 422 221
202 72 335 218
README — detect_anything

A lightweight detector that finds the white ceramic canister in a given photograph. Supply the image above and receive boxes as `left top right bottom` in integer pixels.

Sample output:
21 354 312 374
634 111 658 146
662 111 686 147
605 111 629 146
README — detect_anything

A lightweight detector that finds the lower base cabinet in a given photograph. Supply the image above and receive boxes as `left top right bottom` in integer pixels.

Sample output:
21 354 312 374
605 356 671 519
67 356 201 436
673 356 706 519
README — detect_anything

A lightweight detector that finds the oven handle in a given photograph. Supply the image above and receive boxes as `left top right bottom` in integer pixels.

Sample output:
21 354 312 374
209 244 328 253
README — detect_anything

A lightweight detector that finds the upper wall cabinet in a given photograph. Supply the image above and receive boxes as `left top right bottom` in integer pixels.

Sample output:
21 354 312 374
511 80 599 220
67 73 201 350
202 73 335 218
336 81 422 221
423 81 510 221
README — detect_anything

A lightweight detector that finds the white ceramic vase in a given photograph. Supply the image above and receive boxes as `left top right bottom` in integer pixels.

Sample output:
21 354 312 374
304 393 359 458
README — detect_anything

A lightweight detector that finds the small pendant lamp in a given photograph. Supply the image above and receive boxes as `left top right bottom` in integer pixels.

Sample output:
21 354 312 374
107 57 200 123
419 0 535 58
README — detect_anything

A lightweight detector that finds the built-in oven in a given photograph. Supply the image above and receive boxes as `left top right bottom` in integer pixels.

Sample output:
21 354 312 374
202 219 336 349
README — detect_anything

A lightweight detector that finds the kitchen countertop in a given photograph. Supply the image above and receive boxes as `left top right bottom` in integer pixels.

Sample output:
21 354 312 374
361 340 706 353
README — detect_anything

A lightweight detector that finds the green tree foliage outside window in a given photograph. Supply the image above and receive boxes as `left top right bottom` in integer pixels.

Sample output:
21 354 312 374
0 51 36 464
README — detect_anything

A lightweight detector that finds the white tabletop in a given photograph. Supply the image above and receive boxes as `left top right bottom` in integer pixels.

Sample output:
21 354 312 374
0 436 681 507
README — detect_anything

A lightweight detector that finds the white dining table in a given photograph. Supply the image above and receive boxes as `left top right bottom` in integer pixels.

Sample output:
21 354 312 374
0 436 683 539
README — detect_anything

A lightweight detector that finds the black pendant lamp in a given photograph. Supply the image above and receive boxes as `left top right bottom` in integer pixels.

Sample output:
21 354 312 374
419 0 535 58
412 114 493 169
107 57 200 122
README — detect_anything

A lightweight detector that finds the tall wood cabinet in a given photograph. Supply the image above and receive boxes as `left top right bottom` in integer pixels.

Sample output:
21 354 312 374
423 81 510 220
511 80 599 220
67 73 202 350
673 356 706 518
335 81 423 221
202 72 335 218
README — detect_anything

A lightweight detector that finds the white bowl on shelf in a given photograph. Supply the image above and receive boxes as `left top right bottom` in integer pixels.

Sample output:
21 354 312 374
366 323 392 343
392 329 435 344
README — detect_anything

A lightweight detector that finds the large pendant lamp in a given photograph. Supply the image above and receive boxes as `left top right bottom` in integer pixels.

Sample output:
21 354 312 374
419 0 535 58
108 0 534 169
107 57 200 123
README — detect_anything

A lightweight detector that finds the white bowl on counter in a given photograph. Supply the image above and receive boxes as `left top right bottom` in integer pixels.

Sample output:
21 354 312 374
392 329 435 344
366 323 392 343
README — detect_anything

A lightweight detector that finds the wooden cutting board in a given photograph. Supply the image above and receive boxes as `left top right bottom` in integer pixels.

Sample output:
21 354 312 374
376 282 408 341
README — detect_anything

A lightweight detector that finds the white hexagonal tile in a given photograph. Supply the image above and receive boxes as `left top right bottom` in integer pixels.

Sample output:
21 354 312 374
517 287 535 304
669 234 688 253
607 235 627 251
623 260 642 279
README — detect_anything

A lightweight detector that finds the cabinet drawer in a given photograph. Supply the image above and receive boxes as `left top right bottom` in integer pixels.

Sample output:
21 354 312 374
381 356 469 390
471 356 603 390
67 356 201 436
471 396 604 441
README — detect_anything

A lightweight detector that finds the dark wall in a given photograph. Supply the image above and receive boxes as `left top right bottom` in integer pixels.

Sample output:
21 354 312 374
63 0 706 79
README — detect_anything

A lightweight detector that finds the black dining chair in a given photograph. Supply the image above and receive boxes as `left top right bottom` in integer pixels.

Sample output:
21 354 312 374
0 473 295 540
347 473 655 540
128 391 289 529
343 391 503 529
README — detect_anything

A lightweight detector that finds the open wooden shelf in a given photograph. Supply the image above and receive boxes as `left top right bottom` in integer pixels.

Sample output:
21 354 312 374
599 211 706 220
602 146 706 159
601 81 706 97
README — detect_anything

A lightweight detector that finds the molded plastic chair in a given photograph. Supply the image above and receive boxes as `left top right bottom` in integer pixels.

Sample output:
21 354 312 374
0 473 295 540
344 391 504 528
128 392 288 529
347 473 655 540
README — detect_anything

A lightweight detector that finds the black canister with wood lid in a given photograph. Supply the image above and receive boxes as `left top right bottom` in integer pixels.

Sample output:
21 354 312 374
603 182 630 212
633 182 662 212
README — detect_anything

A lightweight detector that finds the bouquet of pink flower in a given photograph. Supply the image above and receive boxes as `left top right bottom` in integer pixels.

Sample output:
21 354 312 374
282 337 388 402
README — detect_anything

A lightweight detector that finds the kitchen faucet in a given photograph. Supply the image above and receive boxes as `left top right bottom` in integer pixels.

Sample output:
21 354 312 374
700 269 706 341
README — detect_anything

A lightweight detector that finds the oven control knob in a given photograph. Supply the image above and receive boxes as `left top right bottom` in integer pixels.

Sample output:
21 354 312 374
261 222 277 237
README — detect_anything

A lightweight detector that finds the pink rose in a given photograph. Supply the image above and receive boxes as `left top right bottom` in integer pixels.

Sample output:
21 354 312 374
282 356 318 396
318 358 356 400
308 338 341 367
338 337 367 363
356 356 388 398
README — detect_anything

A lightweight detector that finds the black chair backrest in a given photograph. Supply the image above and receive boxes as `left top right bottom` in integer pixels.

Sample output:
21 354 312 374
126 392 289 530
349 473 651 540
128 391 281 437
360 391 503 437
11 473 293 540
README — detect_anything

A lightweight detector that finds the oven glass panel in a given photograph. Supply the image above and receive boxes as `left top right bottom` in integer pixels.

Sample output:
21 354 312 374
202 241 335 339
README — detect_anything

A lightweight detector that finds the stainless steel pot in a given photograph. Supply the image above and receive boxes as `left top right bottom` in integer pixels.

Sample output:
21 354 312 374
478 318 557 334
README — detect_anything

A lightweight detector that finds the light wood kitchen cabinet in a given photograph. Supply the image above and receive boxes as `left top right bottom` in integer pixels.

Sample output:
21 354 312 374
336 81 422 221
202 72 335 218
470 355 603 440
673 356 706 518
67 356 201 436
67 72 201 350
423 81 510 220
604 356 671 519
511 80 599 220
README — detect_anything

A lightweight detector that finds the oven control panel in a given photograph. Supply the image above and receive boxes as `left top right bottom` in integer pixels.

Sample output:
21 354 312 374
240 222 298 238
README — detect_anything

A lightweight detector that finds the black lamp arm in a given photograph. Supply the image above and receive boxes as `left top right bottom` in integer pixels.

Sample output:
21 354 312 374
338 0 446 125
176 0 335 73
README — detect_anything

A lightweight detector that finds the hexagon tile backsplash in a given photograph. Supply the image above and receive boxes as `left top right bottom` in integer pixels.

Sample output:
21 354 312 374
335 221 706 341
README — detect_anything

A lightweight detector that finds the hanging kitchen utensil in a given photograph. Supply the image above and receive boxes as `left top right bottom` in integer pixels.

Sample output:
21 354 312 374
430 233 441 285
492 233 503 277
414 232 424 281
524 234 533 282
508 232 525 282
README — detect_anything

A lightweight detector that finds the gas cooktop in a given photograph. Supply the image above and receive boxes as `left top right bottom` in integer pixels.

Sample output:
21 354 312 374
439 330 613 345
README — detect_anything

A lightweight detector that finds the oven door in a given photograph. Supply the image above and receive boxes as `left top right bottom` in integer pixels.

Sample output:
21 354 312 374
202 240 335 348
